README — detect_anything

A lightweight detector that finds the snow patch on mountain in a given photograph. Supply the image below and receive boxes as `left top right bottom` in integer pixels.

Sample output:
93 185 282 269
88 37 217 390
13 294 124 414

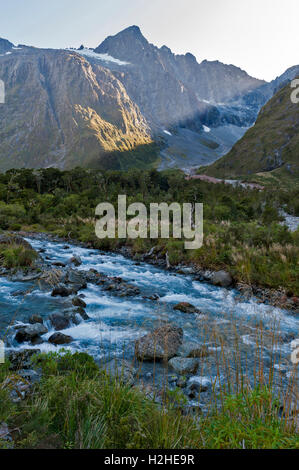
67 48 130 66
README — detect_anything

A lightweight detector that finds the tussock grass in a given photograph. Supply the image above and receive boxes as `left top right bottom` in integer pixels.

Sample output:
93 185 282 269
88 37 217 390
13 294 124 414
0 243 38 269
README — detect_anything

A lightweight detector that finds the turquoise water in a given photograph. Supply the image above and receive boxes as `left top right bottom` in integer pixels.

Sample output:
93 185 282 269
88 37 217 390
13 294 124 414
0 236 298 402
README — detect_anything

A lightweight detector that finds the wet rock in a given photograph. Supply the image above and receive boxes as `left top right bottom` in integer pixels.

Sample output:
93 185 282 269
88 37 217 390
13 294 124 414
279 332 296 343
168 357 199 375
53 262 66 268
187 381 208 395
65 269 87 291
11 272 41 282
69 255 82 267
143 294 160 301
48 333 73 345
173 302 201 314
75 308 90 321
29 314 43 325
15 324 48 343
211 270 233 288
30 337 44 346
9 350 41 370
177 266 196 275
85 269 101 283
72 296 87 308
49 312 76 331
105 283 116 291
12 290 27 297
187 376 210 393
135 324 183 361
103 359 136 386
51 286 73 297
178 342 210 358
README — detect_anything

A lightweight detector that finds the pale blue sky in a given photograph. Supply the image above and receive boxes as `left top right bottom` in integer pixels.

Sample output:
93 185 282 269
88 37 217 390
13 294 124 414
0 0 298 81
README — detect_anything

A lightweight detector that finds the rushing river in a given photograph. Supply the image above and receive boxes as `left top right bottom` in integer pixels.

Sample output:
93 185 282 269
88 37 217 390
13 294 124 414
1 236 298 408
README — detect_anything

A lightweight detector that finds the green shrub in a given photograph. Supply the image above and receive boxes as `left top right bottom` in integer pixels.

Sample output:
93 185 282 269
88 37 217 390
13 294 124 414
0 244 38 268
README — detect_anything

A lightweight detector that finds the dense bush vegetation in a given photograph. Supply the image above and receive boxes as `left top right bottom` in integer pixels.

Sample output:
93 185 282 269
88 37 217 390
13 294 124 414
0 167 298 293
0 352 298 449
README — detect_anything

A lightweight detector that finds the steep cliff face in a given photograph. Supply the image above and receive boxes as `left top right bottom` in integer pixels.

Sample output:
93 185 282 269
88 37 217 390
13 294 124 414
0 46 153 171
203 79 299 181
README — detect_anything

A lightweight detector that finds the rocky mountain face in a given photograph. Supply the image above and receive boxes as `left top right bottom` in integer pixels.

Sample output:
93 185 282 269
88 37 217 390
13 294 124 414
0 38 14 55
94 26 265 130
0 26 297 171
0 45 153 171
267 65 299 95
203 78 299 182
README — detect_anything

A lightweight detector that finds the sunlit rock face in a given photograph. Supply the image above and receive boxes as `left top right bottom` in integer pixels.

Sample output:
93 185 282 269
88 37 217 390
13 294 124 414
0 44 153 171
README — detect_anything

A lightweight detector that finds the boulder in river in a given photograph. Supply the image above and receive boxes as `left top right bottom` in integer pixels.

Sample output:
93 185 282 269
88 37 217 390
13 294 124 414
51 286 73 297
75 307 90 321
72 296 87 308
48 333 73 345
29 314 43 325
173 302 201 314
211 270 233 288
52 262 66 268
69 255 82 267
168 357 199 375
12 290 27 297
15 324 48 343
135 324 183 361
49 312 79 331
65 269 87 291
30 337 44 346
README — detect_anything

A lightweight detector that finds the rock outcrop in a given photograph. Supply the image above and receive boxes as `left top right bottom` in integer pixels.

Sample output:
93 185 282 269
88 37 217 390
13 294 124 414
135 324 183 361
48 333 73 345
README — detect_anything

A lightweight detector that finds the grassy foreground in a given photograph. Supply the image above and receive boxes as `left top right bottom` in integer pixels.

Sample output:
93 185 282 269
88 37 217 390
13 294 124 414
0 352 298 449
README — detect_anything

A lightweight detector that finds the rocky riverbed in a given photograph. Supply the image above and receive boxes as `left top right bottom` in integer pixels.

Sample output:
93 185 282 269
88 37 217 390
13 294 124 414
0 233 298 413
